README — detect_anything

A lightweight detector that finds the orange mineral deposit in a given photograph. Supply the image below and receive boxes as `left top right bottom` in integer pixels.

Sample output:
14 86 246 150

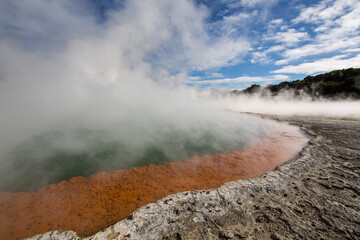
0 121 307 240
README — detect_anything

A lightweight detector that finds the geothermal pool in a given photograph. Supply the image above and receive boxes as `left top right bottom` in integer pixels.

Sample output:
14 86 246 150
0 113 264 193
0 116 308 240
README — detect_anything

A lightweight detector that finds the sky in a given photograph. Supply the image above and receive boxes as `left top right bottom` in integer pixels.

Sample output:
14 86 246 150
0 0 360 89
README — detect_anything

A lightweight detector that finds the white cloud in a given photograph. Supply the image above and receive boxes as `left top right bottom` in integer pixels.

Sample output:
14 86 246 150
267 18 286 31
270 0 360 65
223 12 253 23
184 37 250 70
343 48 360 53
238 0 278 8
279 36 360 62
216 10 259 38
266 28 309 45
188 76 202 81
314 2 360 40
275 59 290 65
251 51 269 63
292 0 358 24
280 25 289 31
209 72 225 78
272 54 360 74
269 19 283 25
220 0 280 27
266 45 285 53
222 0 278 10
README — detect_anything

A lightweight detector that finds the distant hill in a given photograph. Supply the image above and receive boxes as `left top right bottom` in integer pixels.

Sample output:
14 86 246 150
232 68 360 99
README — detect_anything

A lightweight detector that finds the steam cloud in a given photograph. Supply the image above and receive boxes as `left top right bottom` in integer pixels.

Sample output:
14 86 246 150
3 0 353 192
196 90 360 120
0 0 265 191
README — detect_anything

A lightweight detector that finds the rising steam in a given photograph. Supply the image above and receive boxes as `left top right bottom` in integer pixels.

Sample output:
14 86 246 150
196 89 360 120
0 0 265 192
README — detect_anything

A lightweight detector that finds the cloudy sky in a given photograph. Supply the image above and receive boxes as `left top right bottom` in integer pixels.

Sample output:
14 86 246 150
1 0 360 89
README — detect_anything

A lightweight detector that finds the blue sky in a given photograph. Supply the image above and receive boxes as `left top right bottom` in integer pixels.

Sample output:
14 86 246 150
189 0 360 88
0 0 359 89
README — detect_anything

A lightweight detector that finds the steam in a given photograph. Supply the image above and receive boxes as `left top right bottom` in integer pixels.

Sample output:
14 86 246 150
196 89 360 120
0 0 264 192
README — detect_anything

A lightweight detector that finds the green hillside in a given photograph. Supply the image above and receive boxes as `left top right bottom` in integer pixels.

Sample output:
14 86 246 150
237 68 360 99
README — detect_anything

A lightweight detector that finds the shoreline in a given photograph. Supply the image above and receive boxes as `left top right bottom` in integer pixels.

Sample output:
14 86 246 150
17 116 360 239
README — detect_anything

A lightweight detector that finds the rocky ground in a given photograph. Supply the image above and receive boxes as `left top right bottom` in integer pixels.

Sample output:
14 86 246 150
27 116 360 240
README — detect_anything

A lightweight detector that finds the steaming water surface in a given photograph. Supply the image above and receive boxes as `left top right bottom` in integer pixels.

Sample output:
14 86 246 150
0 116 308 240
0 112 266 192
0 116 307 239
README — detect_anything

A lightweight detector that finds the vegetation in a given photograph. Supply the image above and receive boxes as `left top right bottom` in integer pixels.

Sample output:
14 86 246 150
236 68 360 99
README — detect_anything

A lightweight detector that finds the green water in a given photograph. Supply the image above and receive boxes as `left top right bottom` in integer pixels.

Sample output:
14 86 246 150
0 127 252 192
